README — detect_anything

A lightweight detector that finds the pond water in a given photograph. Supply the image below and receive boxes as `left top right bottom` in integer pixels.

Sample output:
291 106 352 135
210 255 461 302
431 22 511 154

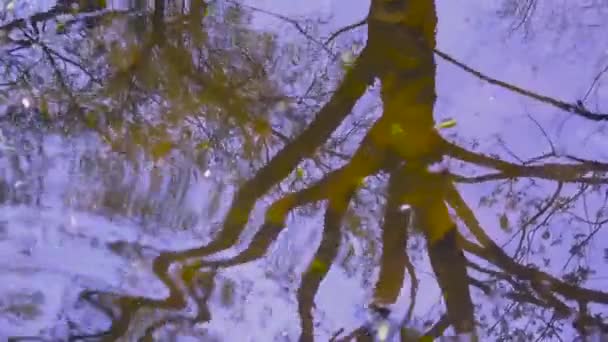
1 0 608 341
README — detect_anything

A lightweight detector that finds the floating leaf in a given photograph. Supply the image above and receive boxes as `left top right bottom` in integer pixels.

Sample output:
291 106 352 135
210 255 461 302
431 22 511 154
220 279 236 307
296 167 305 179
499 213 510 232
310 258 328 274
196 141 210 150
436 118 457 129
56 22 66 33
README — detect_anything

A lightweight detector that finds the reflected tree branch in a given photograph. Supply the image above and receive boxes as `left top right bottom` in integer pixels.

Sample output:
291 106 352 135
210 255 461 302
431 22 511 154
148 44 376 333
434 49 608 121
238 5 608 122
582 63 608 103
449 170 608 185
298 189 355 342
75 268 218 340
373 165 413 306
225 0 336 57
422 314 450 339
446 183 608 305
13 0 608 338
396 165 476 333
446 141 608 184
0 1 135 34
41 43 102 84
509 181 564 259
325 18 368 45
0 2 75 32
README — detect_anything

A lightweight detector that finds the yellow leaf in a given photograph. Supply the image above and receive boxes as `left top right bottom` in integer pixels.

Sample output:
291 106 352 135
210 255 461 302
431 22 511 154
56 22 66 33
310 259 328 274
499 213 510 232
436 118 457 129
296 167 305 179
196 141 210 150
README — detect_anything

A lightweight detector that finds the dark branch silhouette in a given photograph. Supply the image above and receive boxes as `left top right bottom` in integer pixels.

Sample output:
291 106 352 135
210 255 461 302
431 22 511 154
298 190 355 341
373 166 413 306
434 49 608 121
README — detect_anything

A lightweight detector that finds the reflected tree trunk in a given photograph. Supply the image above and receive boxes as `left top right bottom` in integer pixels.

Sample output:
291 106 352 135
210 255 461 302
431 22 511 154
368 0 475 335
373 164 412 306
153 0 477 338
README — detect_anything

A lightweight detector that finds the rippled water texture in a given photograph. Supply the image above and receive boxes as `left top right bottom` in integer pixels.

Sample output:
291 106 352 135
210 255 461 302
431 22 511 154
1 0 608 341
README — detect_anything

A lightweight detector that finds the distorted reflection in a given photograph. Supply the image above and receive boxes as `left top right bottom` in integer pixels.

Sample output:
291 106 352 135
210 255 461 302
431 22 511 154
2 0 608 341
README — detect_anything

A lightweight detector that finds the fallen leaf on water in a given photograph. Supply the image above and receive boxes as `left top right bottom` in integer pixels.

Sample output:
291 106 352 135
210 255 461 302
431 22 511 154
296 167 305 179
436 118 457 129
499 213 510 232
310 259 328 274
196 141 210 150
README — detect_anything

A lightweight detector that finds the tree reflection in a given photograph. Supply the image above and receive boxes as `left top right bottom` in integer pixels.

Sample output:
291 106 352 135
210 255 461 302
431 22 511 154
1 0 608 341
